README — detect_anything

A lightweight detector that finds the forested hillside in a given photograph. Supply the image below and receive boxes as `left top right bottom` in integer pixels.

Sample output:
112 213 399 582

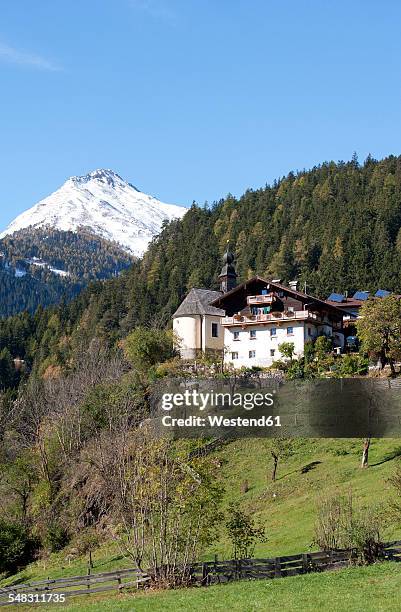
2 154 401 375
90 153 401 338
0 228 133 317
2 155 401 581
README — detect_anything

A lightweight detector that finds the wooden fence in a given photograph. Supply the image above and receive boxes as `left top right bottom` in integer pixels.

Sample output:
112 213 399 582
0 567 150 606
187 539 401 585
1 540 401 606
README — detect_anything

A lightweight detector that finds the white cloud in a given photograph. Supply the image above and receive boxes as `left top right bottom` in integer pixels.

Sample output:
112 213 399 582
0 42 59 71
129 0 178 25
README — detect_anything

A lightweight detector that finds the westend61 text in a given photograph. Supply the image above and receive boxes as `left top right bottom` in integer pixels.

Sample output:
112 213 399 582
162 415 281 427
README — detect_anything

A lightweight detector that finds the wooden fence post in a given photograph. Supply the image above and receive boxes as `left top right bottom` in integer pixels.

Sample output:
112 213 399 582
274 557 281 578
302 553 309 573
202 563 208 586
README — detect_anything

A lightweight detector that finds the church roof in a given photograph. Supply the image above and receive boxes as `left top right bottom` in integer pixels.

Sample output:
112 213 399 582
173 288 225 318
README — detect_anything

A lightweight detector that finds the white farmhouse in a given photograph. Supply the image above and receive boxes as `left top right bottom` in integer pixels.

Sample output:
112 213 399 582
173 249 345 368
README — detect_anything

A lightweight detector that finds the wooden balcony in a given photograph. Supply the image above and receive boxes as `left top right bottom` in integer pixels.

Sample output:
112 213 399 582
247 294 275 305
222 310 322 326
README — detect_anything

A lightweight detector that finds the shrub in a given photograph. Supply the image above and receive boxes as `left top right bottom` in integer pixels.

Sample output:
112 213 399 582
0 520 36 574
314 491 384 564
226 504 267 559
124 327 176 372
278 342 295 361
387 461 401 523
42 523 69 553
336 354 369 376
304 340 316 364
269 359 287 371
315 335 333 357
286 358 305 379
154 357 183 378
108 430 224 587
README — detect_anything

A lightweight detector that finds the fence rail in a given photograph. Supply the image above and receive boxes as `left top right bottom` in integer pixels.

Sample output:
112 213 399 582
187 540 401 585
0 567 150 606
1 540 401 605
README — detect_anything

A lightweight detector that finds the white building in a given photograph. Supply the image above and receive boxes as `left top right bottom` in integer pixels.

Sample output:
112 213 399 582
173 250 345 368
172 288 225 359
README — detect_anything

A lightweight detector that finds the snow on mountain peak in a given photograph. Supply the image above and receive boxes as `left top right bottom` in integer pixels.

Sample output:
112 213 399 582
69 169 132 189
0 170 187 256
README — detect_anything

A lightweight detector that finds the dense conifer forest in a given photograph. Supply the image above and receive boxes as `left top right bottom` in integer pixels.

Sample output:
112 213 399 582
2 155 401 376
0 228 133 317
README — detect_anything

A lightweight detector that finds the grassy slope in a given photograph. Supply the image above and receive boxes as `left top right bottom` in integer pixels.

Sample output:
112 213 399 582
208 437 401 558
3 438 401 598
27 562 401 612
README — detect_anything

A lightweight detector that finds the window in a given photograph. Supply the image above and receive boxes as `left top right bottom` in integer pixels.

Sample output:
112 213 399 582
233 330 240 341
270 328 277 336
270 349 275 357
250 329 257 339
287 326 294 335
308 327 312 336
249 350 256 358
211 322 219 338
231 352 239 360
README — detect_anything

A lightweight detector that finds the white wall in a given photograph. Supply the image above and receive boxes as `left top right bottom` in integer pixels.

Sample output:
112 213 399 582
173 315 201 359
174 315 344 365
224 322 307 368
173 315 224 358
202 315 224 352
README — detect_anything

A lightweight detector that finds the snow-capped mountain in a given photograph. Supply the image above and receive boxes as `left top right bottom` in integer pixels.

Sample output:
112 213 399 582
0 169 187 256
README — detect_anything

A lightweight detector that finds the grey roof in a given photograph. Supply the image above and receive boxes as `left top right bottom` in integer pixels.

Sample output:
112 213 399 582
173 288 225 318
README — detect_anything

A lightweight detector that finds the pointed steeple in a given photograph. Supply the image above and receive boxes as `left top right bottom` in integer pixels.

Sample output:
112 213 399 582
218 242 237 293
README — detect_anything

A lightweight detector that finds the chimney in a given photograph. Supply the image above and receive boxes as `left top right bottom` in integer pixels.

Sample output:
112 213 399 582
289 280 298 291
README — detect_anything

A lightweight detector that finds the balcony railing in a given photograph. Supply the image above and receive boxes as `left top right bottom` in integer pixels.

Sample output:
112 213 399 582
222 310 322 325
247 295 275 305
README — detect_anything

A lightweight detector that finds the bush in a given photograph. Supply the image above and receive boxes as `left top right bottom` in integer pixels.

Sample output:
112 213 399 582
315 335 333 358
269 359 287 371
43 523 69 552
286 358 305 379
314 491 384 564
336 354 369 377
124 327 176 372
304 340 315 364
154 357 183 378
226 504 267 559
81 384 111 431
278 342 295 361
0 520 36 574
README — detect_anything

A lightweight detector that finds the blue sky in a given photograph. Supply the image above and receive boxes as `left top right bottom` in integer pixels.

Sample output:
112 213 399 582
1 0 401 228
